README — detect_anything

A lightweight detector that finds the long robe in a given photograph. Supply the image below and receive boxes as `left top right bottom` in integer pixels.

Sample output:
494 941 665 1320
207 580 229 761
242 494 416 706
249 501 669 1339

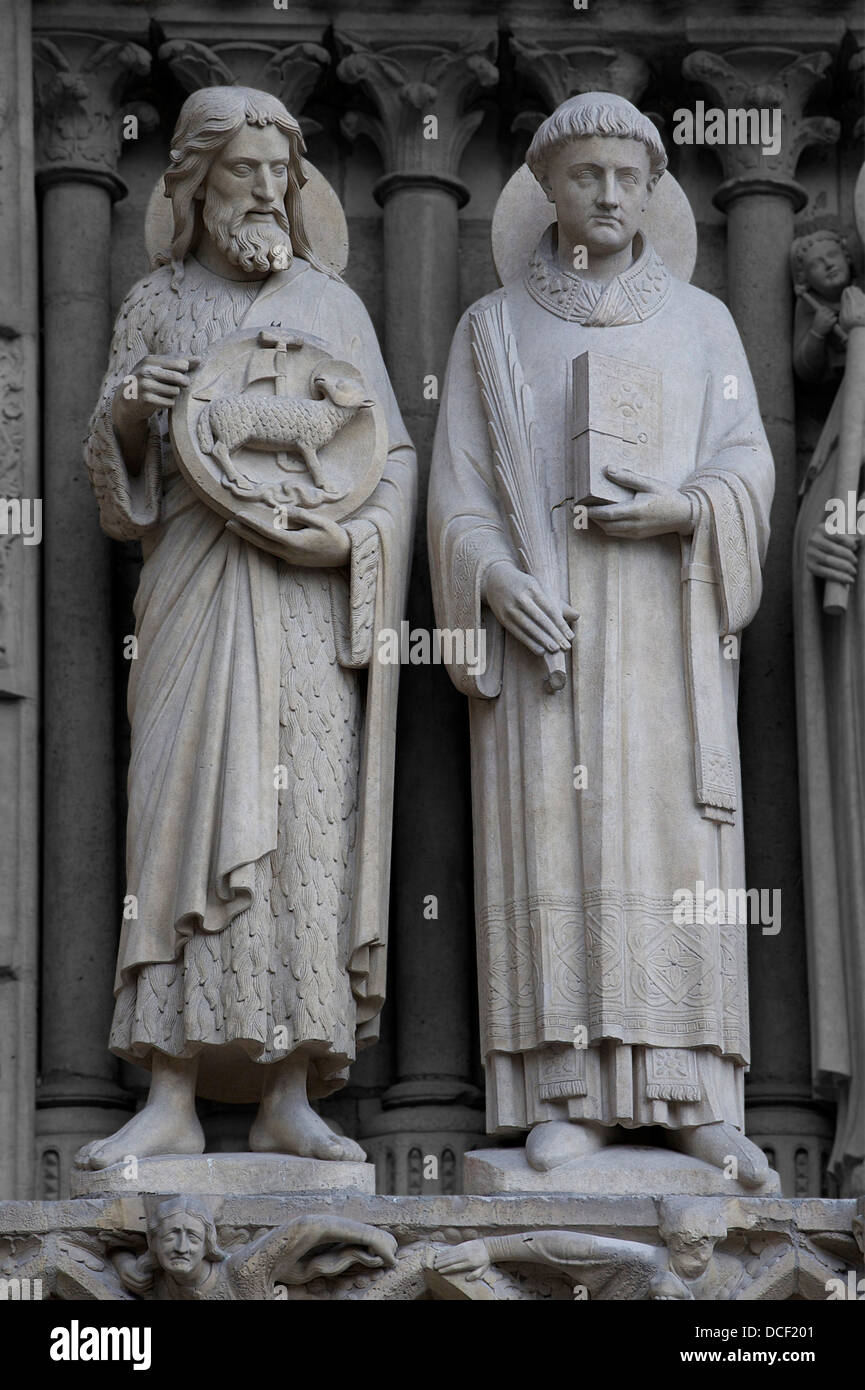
85 255 415 1100
793 365 865 1188
429 228 773 1135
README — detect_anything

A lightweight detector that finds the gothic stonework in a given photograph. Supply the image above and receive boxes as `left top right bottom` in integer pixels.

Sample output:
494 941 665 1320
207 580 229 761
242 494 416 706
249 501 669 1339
33 31 152 194
682 48 840 209
336 31 498 201
0 339 24 669
0 1194 860 1301
159 38 330 130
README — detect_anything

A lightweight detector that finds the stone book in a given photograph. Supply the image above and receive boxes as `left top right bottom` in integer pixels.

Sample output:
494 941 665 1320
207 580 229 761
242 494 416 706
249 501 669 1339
571 350 662 505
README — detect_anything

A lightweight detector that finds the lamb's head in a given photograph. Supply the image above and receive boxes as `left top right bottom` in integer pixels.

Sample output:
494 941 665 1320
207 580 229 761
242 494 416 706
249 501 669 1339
311 365 373 411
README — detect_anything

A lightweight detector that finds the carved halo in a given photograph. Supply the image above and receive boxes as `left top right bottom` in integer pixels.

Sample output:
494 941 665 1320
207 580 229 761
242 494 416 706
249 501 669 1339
492 164 698 286
145 159 349 275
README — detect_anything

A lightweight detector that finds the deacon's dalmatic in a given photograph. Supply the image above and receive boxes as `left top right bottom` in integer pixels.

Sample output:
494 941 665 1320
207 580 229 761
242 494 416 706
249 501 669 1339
429 93 775 1181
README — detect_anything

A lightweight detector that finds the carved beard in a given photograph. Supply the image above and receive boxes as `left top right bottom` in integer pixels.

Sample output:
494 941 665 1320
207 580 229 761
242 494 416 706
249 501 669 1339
201 186 293 274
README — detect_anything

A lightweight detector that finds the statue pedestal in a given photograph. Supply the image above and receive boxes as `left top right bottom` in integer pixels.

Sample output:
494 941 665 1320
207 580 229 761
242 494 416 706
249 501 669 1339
463 1145 782 1196
69 1152 376 1198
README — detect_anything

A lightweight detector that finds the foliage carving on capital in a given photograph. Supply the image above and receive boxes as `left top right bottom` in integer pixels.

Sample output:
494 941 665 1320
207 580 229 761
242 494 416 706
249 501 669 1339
682 47 839 189
511 36 649 120
158 39 330 128
336 33 498 189
33 32 152 186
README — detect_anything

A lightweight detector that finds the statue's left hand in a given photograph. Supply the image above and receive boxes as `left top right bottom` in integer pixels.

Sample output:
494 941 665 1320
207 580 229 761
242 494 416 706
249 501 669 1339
587 468 694 539
226 509 351 567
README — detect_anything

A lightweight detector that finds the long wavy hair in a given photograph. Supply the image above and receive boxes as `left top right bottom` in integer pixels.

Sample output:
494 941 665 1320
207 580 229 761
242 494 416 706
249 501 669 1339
156 86 334 288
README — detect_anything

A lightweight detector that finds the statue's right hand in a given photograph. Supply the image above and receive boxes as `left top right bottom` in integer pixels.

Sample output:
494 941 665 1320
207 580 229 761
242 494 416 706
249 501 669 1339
806 523 858 585
112 355 199 428
483 561 578 657
810 304 839 340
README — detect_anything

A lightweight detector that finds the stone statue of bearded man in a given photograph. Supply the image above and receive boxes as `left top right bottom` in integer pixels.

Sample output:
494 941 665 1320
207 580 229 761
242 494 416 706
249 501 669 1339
76 87 415 1172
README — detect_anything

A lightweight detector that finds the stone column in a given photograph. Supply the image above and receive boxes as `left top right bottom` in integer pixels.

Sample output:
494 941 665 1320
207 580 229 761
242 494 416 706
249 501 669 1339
682 47 840 1195
0 0 40 1201
337 29 498 1192
33 31 151 1197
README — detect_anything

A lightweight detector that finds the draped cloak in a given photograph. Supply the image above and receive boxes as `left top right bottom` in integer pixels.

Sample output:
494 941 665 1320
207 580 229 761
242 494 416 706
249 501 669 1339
85 255 416 1100
428 229 774 1135
793 369 865 1183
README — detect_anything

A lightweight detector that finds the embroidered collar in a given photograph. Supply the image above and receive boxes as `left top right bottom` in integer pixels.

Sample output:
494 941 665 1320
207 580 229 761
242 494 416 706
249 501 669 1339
524 225 672 325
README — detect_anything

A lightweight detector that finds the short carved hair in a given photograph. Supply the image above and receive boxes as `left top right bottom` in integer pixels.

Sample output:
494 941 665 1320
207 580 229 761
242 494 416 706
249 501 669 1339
158 85 332 284
526 92 668 187
790 216 851 291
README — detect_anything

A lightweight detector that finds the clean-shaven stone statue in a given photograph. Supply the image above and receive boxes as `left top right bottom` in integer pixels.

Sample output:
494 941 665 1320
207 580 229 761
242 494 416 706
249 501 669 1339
428 92 775 1185
792 207 865 1198
77 86 415 1171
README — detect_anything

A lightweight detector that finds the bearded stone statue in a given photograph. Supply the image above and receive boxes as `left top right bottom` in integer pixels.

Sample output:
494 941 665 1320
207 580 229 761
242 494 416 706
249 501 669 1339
76 86 415 1173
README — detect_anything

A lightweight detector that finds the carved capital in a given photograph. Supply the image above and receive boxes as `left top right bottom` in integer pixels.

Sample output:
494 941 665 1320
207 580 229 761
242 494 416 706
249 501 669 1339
511 36 649 125
336 33 498 204
158 39 329 131
682 47 840 209
33 32 152 197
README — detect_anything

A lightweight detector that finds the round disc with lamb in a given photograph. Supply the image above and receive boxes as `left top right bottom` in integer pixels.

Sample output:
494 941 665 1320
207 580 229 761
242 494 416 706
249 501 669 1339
170 326 387 535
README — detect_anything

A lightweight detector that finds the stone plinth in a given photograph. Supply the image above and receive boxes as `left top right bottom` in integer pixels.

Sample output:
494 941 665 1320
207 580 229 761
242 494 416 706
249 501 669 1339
69 1153 376 1198
463 1146 782 1196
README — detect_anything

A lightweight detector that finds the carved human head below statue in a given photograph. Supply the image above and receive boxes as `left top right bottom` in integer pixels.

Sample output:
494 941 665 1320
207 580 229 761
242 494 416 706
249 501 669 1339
158 85 329 283
658 1198 727 1282
525 92 668 276
146 1195 225 1290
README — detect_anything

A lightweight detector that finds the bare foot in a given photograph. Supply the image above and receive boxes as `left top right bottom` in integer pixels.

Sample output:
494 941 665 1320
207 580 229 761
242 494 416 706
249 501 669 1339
250 1099 366 1162
671 1121 773 1189
525 1119 607 1172
74 1101 205 1171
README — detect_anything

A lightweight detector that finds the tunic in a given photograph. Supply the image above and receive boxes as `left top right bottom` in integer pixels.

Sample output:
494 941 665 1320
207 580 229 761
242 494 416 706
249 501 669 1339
85 255 415 1101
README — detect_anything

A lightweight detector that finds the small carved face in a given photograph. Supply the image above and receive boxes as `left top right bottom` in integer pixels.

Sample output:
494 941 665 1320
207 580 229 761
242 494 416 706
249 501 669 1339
540 135 655 260
667 1233 715 1280
203 124 295 230
153 1214 208 1281
802 237 851 300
